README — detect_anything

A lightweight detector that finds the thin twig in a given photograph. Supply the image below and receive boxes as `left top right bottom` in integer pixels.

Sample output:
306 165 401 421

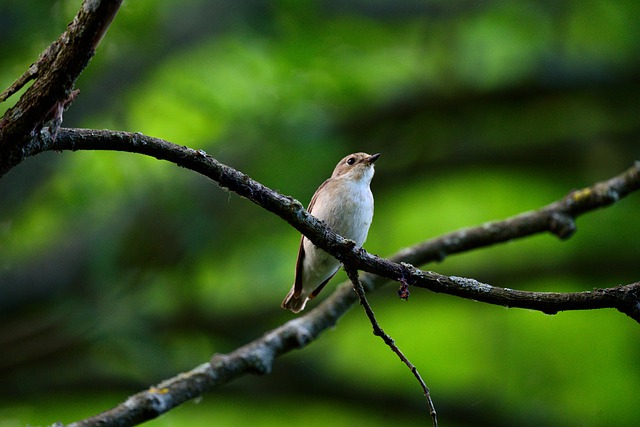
344 266 438 427
0 62 39 103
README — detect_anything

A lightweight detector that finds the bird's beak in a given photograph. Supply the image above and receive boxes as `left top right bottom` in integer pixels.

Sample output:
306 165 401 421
368 153 381 164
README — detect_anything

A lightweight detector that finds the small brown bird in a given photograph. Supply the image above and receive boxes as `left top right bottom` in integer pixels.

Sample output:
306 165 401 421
281 152 380 313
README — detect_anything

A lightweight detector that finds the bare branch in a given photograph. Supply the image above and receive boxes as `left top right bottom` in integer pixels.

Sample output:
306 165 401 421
66 287 355 427
49 129 640 320
394 163 640 264
344 266 438 427
0 0 122 175
0 62 40 103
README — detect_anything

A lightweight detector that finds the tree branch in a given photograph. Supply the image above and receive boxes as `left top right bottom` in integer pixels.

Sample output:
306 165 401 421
65 286 356 427
399 166 640 259
344 266 438 427
0 0 122 175
49 128 640 321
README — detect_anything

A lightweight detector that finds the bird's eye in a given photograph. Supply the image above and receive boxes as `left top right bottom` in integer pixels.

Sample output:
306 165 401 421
347 157 356 165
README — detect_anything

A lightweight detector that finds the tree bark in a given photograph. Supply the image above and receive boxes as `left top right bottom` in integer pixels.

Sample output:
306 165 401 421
0 0 122 175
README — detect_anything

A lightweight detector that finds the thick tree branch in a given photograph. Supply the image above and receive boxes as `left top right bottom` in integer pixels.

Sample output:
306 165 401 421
65 287 355 427
49 128 640 321
0 0 122 175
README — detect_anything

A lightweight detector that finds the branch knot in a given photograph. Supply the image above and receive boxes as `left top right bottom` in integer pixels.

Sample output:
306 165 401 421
548 212 576 239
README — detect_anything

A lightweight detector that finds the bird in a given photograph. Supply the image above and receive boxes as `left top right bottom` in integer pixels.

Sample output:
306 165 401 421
281 152 380 313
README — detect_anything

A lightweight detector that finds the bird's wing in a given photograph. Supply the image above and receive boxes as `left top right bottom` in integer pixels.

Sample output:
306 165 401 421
292 179 330 296
309 268 338 299
292 236 305 297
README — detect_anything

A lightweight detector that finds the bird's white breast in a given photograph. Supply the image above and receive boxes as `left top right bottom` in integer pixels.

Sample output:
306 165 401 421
311 176 374 246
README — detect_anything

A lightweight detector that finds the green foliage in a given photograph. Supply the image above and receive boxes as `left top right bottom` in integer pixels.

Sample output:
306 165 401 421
1 1 639 426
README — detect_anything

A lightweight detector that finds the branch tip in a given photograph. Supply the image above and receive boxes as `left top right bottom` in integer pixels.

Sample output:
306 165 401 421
344 265 437 427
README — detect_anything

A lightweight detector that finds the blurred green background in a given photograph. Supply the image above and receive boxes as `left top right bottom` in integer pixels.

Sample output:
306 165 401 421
1 0 640 426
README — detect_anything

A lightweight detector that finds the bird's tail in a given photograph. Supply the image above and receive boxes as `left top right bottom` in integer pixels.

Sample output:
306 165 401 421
281 286 308 313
